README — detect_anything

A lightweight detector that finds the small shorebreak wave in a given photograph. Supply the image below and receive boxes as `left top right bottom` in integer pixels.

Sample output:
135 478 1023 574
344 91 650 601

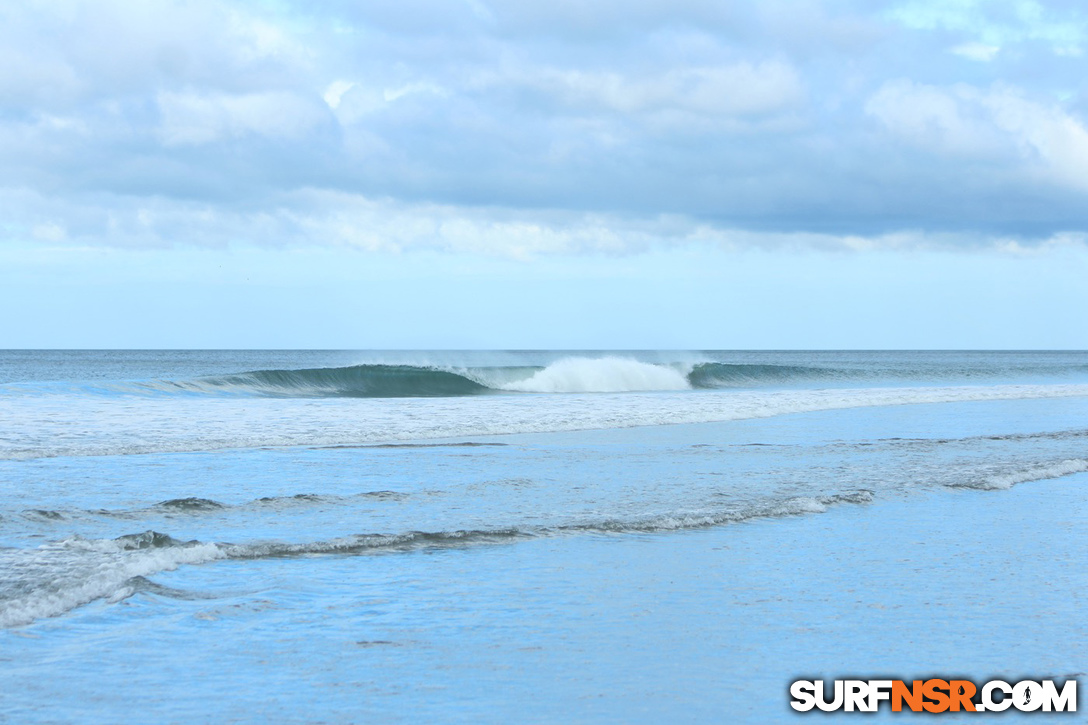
0 491 874 628
949 458 1088 491
8 451 1088 629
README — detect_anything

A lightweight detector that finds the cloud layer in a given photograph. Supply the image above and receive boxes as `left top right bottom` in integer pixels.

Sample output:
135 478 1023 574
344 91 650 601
3 0 1088 254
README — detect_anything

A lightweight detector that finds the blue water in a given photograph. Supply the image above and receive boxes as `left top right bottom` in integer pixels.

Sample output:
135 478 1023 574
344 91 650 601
1 351 1087 722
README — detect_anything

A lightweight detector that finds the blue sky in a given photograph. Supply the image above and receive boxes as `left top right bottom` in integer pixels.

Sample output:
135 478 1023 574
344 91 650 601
3 0 1087 347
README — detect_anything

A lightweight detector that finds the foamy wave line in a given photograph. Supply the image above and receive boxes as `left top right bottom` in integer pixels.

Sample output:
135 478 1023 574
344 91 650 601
954 459 1088 491
3 383 1088 460
0 492 874 627
0 535 224 628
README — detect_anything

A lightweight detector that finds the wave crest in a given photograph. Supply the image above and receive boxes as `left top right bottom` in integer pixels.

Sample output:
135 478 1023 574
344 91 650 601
498 357 691 393
146 358 852 398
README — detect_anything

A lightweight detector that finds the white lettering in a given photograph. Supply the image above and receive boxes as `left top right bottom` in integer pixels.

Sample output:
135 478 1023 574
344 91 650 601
1041 680 1077 712
1014 681 1044 712
982 680 1013 712
844 680 870 712
814 680 844 712
867 680 893 711
789 680 817 712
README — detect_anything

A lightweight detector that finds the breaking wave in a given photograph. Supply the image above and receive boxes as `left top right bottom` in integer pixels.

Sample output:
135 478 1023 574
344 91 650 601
104 358 880 398
173 364 493 397
6 354 1088 401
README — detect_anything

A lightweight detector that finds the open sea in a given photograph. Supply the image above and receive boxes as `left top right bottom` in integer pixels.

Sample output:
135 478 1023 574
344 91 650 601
2 350 1087 722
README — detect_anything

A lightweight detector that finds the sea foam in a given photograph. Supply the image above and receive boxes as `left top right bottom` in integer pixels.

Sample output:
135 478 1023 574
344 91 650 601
978 459 1088 490
3 383 1088 460
497 357 691 393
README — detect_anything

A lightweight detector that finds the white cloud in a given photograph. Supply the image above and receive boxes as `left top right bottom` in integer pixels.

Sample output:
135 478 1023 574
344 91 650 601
32 222 67 242
529 61 804 117
0 0 315 113
982 88 1088 191
865 80 1009 157
323 80 355 110
157 91 327 146
888 0 1085 51
867 80 1088 190
382 81 449 103
950 42 1000 61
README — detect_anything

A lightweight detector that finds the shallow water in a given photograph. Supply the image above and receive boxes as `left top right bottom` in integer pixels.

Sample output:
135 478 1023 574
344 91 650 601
1 351 1086 721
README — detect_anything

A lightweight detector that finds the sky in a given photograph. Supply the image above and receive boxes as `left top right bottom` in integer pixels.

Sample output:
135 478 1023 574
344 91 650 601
2 0 1087 348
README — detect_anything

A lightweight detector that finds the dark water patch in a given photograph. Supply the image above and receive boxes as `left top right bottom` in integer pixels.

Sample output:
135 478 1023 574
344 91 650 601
123 576 220 601
114 531 200 550
22 510 66 522
464 477 536 493
879 429 1088 446
156 497 226 512
93 508 139 519
356 491 409 500
254 493 332 505
250 492 409 507
221 528 532 559
821 490 876 505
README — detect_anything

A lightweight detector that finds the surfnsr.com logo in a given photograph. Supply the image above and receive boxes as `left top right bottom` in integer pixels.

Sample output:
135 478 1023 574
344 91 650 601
790 679 1077 713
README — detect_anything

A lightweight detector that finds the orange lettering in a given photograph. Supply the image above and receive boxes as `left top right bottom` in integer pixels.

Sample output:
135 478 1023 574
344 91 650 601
892 680 924 712
948 680 977 712
923 679 950 713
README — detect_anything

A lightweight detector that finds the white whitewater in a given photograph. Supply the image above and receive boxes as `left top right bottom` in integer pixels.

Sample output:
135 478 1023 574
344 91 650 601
497 357 691 393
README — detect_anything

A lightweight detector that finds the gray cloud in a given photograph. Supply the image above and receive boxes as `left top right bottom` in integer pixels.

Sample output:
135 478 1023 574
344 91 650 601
2 0 1088 254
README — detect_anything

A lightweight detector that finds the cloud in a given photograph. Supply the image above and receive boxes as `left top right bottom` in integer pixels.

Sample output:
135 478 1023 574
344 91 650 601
157 91 329 146
950 42 1000 61
322 80 355 110
0 0 1087 255
0 1 312 112
525 61 803 117
867 80 1088 191
887 0 1085 52
31 222 67 242
4 185 1084 261
866 80 1013 158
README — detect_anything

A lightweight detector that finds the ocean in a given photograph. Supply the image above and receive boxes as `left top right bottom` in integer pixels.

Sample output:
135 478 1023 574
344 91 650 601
1 350 1087 722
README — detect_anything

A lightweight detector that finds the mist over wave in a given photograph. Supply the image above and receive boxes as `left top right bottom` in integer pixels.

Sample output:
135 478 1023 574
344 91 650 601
496 357 690 393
